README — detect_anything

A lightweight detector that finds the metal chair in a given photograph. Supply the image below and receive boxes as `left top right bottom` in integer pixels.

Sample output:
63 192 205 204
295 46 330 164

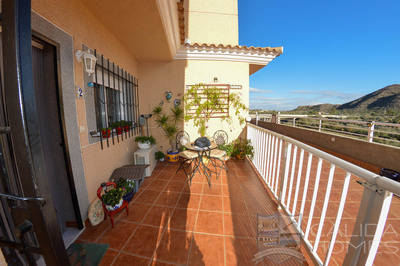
176 131 190 151
175 131 199 181
210 130 229 178
213 130 228 146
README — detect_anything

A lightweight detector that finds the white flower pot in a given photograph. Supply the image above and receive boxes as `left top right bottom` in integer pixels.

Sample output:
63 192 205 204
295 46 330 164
105 198 123 211
138 141 151 149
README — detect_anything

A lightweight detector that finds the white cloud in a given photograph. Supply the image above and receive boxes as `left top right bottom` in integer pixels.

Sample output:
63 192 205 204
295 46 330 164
291 90 363 101
249 87 272 93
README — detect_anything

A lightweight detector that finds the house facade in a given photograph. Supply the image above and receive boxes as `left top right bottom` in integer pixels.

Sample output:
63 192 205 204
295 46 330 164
0 0 281 263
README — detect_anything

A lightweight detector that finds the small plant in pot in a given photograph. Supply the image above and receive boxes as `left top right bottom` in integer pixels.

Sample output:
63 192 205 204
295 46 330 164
231 138 255 160
111 121 123 135
125 121 132 132
115 177 136 203
134 135 156 149
101 188 124 211
152 105 184 162
155 151 166 161
101 127 111 139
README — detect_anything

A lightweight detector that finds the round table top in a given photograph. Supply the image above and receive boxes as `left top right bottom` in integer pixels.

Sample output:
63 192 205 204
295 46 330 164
185 141 218 151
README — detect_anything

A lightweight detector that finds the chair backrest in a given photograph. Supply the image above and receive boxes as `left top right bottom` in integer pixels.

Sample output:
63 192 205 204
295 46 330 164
97 182 117 201
176 131 190 150
213 130 228 146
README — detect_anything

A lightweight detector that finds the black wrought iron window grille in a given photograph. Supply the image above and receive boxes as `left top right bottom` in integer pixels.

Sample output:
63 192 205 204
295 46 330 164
92 50 139 149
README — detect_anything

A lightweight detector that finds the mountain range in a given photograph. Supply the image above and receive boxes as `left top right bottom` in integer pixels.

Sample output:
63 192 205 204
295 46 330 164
293 84 400 112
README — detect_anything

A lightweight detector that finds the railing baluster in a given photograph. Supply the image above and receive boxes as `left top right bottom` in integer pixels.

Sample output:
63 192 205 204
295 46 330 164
305 157 323 240
256 127 262 171
261 131 267 181
280 143 292 206
298 152 313 228
313 163 335 253
324 171 351 265
286 146 298 211
292 149 305 215
268 135 275 187
274 138 283 195
265 132 271 184
271 135 278 195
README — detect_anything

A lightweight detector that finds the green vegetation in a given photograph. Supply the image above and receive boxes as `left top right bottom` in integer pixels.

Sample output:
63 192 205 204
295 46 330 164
184 83 247 136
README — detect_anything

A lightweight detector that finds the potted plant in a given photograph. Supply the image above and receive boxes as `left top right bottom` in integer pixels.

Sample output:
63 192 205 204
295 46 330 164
231 138 254 160
124 121 132 132
183 83 247 137
101 127 111 138
155 151 166 161
218 142 234 158
111 121 123 135
115 177 136 203
101 188 124 211
134 135 156 149
152 105 184 162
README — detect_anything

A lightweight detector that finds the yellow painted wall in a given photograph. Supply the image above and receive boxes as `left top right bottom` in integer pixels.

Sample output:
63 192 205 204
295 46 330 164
184 60 249 141
186 0 238 45
32 0 140 204
139 60 187 153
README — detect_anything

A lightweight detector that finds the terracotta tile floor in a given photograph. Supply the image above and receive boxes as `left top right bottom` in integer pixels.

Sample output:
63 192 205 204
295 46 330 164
76 157 400 265
76 159 286 265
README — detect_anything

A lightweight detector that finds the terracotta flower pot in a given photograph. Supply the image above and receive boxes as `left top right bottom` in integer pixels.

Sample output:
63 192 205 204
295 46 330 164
236 153 245 160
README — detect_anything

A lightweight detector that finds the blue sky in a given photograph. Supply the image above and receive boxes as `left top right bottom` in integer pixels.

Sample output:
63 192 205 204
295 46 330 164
238 0 400 110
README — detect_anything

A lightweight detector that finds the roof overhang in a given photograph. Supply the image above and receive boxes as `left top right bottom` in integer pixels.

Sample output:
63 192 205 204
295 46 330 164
79 0 181 61
175 43 283 75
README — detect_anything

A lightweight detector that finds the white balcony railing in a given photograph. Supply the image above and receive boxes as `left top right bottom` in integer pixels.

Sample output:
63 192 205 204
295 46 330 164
247 123 400 265
254 113 400 146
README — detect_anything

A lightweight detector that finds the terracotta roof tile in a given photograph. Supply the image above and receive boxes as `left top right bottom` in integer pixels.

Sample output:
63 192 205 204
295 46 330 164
184 43 283 55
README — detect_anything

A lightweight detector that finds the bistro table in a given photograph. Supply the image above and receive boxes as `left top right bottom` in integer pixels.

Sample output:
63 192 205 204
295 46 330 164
184 141 219 187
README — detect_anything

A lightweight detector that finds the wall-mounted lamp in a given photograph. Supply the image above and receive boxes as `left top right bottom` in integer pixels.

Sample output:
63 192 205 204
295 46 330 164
75 49 97 76
213 77 218 83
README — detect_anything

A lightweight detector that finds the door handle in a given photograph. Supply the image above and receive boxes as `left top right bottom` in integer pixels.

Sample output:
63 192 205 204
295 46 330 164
0 192 46 205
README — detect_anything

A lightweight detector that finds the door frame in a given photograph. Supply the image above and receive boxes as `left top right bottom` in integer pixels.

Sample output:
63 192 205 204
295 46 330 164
2 0 71 264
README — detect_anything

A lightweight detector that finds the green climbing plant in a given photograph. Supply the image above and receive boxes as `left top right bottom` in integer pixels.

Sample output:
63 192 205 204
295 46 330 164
183 83 248 136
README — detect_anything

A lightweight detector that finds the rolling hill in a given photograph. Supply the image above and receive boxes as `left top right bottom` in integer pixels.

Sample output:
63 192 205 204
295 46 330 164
338 84 400 110
293 84 400 112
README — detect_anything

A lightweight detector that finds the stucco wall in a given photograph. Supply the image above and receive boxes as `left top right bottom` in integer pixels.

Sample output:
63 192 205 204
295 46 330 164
186 0 238 45
32 0 140 210
184 60 249 142
139 60 187 153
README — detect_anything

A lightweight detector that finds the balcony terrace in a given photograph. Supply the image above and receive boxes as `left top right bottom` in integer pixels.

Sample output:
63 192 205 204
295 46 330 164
74 123 400 265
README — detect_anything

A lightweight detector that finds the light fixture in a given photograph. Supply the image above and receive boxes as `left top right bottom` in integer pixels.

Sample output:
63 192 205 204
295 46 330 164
213 77 218 83
75 49 97 76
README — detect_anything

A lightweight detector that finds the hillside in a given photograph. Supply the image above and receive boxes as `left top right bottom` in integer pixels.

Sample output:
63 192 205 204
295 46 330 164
292 84 400 112
293 103 340 113
338 84 400 110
